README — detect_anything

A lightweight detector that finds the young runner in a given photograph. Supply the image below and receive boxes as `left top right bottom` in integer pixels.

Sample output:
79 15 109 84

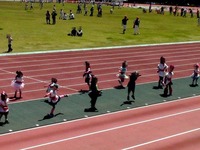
0 91 9 124
191 63 199 86
157 56 168 89
127 71 141 100
44 84 68 117
163 65 175 96
117 61 128 87
11 71 24 99
45 77 58 93
83 61 92 90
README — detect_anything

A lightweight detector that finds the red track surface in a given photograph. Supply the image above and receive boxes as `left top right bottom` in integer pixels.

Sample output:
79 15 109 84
1 96 200 150
1 43 200 149
1 43 200 102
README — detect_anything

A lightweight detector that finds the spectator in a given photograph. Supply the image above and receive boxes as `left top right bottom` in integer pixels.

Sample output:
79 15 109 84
51 10 57 24
122 15 128 34
6 34 13 53
90 5 94 16
46 10 51 24
69 10 75 19
59 9 64 19
68 27 77 36
197 9 199 18
133 17 140 35
63 13 67 20
77 26 83 37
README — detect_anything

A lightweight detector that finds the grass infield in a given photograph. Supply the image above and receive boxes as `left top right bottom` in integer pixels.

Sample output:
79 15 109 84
0 2 200 53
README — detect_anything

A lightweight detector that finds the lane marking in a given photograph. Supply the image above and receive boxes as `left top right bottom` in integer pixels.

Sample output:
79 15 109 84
20 106 200 150
0 41 199 57
122 128 200 150
1 94 200 137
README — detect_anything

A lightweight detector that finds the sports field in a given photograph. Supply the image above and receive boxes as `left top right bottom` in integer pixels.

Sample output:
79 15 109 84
1 42 200 149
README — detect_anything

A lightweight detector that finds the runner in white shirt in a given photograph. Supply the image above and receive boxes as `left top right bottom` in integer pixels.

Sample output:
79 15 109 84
157 56 168 89
44 84 68 117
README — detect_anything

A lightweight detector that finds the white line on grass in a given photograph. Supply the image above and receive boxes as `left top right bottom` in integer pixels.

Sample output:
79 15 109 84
0 41 199 56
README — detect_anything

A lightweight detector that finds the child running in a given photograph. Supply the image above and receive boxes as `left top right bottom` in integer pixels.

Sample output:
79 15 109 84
83 61 92 90
44 83 68 117
117 61 128 87
11 71 24 99
127 71 141 100
45 77 58 93
162 65 175 97
0 91 9 124
191 63 199 86
157 56 168 89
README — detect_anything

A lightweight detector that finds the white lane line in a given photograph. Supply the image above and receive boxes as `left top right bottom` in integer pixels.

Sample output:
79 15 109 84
122 128 200 150
20 107 200 150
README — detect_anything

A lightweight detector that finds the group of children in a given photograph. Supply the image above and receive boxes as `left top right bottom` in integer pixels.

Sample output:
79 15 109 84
0 58 199 123
0 70 24 124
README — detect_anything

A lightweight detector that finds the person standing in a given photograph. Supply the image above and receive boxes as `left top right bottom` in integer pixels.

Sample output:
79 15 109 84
46 10 51 24
122 16 128 34
51 9 57 25
162 65 175 96
127 71 141 101
7 34 13 53
190 63 199 86
85 76 102 112
0 91 9 124
90 5 94 16
157 56 168 89
133 17 140 35
197 9 199 18
11 71 25 99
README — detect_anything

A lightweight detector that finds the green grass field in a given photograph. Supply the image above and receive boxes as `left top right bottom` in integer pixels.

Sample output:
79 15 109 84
0 2 200 53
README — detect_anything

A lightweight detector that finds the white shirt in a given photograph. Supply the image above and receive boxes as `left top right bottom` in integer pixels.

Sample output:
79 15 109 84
157 63 168 77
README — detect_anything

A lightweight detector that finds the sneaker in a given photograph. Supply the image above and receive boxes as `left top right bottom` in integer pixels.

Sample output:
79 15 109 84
131 95 135 100
118 80 122 85
4 120 9 124
64 94 69 97
84 107 98 112
49 113 54 117
127 96 130 100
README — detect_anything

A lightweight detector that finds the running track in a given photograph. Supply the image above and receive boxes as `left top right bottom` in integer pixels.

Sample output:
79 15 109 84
1 42 200 149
